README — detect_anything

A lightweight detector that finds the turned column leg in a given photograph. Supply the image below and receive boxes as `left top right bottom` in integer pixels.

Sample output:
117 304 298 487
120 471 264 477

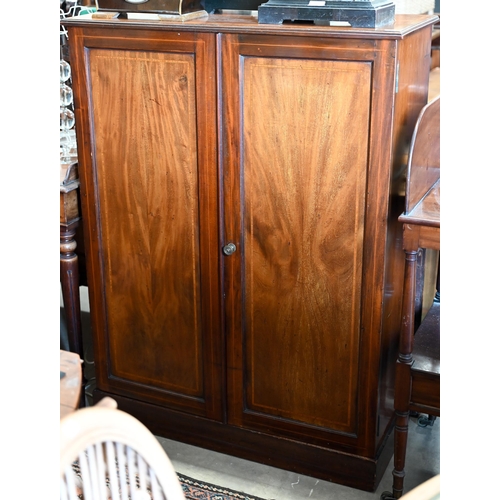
391 248 418 499
61 220 86 407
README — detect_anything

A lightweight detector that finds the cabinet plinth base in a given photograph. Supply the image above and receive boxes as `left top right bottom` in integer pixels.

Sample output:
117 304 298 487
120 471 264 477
94 389 395 492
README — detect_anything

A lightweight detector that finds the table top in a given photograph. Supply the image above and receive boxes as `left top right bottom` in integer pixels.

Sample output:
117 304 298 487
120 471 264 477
63 12 439 39
399 179 440 228
60 350 82 419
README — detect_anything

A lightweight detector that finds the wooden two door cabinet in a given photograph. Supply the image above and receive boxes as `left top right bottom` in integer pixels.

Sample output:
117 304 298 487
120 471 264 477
65 13 437 492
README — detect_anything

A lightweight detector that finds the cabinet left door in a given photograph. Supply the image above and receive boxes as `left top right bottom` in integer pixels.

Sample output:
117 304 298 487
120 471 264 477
68 27 224 420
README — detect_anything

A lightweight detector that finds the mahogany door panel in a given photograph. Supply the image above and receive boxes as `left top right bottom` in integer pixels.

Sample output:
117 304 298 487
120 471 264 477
240 56 371 434
221 35 394 450
71 30 223 419
90 47 205 392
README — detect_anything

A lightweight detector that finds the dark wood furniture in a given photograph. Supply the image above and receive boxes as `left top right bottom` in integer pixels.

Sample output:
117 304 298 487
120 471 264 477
387 96 440 499
64 13 438 492
60 161 86 406
60 161 82 355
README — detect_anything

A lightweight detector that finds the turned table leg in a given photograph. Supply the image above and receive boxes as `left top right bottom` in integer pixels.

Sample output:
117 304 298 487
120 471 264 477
60 166 86 407
391 248 418 499
61 222 82 355
60 220 87 408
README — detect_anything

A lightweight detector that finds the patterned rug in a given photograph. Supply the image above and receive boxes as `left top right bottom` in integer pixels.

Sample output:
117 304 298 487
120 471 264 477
67 461 267 500
178 473 267 500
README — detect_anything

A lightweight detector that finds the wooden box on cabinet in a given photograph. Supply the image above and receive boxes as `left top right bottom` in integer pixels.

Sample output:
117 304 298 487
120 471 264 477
65 13 437 492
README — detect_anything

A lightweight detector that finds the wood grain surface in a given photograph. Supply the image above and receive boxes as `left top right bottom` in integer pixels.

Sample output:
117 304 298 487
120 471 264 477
241 56 371 431
405 97 440 216
89 48 203 394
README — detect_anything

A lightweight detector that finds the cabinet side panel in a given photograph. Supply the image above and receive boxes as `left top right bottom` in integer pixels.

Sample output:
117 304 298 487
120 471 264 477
377 26 433 447
242 57 371 432
88 48 203 396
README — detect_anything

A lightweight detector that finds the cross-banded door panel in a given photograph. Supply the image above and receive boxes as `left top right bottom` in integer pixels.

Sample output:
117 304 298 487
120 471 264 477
222 36 373 445
78 32 222 420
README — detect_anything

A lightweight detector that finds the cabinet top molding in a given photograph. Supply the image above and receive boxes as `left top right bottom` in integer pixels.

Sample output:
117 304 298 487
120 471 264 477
62 12 438 39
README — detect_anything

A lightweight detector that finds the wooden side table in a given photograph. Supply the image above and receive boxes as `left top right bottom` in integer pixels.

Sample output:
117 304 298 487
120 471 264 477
385 97 440 499
60 161 86 406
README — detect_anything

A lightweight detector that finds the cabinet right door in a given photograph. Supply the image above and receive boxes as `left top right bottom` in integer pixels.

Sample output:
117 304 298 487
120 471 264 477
221 33 397 453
